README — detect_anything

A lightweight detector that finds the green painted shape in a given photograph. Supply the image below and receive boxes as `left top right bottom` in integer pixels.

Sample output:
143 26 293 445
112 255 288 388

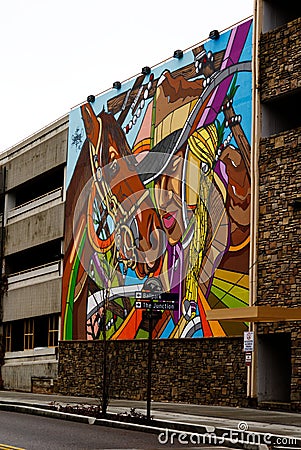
135 328 148 339
211 285 247 309
63 228 87 340
213 278 249 304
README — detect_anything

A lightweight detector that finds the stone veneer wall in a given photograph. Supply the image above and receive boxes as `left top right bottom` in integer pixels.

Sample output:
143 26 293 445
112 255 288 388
57 337 247 407
260 17 301 101
258 11 301 410
258 127 301 306
257 127 301 411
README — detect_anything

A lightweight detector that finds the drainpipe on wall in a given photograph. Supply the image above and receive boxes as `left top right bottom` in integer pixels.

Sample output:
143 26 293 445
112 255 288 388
248 0 262 403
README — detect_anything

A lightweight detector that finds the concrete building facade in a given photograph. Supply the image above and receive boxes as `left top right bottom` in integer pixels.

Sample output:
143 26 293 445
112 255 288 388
0 116 68 391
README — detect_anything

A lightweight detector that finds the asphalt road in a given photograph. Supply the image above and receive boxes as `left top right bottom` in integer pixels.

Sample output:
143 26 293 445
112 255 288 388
0 410 165 450
0 410 236 450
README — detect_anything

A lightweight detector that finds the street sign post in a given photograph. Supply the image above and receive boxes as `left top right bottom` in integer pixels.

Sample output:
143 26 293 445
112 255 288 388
136 291 179 421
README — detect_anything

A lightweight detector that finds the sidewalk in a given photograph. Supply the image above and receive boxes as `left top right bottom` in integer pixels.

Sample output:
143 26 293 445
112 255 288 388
0 390 300 448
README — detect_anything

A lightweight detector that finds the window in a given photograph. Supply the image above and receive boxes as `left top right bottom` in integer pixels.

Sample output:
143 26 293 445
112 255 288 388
263 0 301 33
48 315 59 347
14 165 64 207
5 239 62 275
4 323 11 352
34 316 48 348
11 320 24 351
24 318 34 350
261 90 301 137
4 315 59 353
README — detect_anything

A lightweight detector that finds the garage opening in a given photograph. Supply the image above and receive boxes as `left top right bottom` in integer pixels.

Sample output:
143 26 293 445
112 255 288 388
257 333 291 403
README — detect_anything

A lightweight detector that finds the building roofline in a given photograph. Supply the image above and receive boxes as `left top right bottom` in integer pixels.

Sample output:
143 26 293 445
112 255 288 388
0 113 69 163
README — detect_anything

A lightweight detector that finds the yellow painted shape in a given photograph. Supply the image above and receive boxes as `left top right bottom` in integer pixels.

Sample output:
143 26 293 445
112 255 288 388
169 315 187 339
214 268 249 290
0 445 25 450
168 103 191 136
186 151 200 206
213 277 249 304
161 112 173 139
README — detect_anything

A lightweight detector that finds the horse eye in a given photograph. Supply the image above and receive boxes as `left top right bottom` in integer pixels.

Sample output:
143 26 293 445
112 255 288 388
110 159 118 174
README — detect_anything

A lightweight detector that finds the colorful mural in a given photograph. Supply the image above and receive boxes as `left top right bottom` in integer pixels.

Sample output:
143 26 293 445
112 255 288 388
62 18 253 340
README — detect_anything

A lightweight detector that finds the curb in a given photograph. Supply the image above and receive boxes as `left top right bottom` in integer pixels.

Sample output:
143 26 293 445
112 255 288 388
1 402 300 450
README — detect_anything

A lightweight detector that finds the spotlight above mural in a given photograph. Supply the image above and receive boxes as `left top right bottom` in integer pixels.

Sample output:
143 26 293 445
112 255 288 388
141 66 151 75
173 49 183 59
209 29 220 40
113 81 122 90
87 95 95 103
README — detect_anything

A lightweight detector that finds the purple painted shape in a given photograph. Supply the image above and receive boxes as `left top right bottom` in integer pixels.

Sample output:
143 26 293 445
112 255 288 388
92 252 109 288
221 20 251 69
198 19 252 128
214 160 228 188
167 241 183 323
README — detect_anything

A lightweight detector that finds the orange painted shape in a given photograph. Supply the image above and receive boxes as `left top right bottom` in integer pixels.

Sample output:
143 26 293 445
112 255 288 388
197 290 213 337
111 307 143 340
198 287 226 337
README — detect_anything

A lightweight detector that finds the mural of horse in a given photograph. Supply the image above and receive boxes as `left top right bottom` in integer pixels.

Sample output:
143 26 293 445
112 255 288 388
62 17 253 341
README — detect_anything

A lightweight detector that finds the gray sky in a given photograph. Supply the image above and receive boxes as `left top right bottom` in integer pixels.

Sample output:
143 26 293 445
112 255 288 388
0 0 253 152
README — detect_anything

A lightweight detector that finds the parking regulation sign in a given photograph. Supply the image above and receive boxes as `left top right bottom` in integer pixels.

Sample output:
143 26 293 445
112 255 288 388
243 331 254 352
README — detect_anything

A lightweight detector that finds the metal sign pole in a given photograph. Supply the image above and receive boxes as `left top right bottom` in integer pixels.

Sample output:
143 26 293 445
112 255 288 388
136 279 176 421
146 297 153 421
